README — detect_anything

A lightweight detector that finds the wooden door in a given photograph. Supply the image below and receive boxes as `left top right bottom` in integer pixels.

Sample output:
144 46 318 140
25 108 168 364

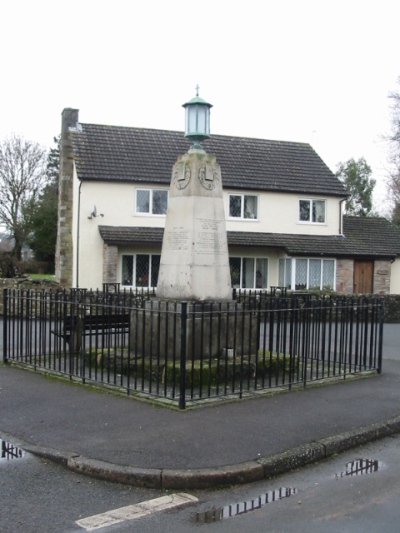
353 260 373 293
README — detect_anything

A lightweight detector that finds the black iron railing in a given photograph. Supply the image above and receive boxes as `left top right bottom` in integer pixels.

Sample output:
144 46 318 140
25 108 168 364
2 289 384 409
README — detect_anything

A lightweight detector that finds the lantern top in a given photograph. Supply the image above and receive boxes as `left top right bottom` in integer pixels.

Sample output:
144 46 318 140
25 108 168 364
182 85 213 109
182 86 212 150
182 95 213 109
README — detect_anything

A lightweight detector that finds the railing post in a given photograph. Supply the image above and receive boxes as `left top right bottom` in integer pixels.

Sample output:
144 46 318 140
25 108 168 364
377 297 384 374
179 302 187 410
3 289 8 363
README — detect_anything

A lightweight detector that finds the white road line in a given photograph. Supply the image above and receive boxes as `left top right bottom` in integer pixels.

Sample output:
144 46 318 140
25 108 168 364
76 492 198 531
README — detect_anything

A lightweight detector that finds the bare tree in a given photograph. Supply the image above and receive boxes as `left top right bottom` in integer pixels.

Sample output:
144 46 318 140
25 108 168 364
386 77 400 224
0 135 47 259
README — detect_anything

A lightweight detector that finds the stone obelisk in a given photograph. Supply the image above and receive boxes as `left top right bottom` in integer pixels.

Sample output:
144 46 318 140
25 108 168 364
156 148 231 300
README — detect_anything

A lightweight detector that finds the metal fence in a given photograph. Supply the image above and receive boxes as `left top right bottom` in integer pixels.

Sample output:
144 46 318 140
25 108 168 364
2 288 384 409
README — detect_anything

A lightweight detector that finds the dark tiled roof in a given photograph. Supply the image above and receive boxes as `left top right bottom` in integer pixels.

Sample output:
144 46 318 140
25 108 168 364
71 123 347 196
99 226 164 246
342 216 400 257
99 217 400 258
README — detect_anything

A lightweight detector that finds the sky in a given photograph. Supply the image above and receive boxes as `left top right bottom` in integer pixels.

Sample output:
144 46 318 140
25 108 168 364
1 0 399 215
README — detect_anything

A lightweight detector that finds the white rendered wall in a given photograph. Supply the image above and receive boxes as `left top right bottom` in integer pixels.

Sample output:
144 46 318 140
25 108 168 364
72 175 344 289
224 190 342 236
390 259 400 294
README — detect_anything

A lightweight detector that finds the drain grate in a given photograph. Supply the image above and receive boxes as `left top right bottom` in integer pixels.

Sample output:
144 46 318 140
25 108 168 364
0 439 25 461
195 487 297 523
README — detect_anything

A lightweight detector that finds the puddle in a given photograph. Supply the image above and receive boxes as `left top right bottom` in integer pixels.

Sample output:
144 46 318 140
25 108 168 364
336 458 379 478
195 487 297 523
0 439 25 461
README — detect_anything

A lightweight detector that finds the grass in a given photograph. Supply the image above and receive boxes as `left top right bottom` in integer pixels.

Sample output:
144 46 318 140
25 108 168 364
29 274 55 280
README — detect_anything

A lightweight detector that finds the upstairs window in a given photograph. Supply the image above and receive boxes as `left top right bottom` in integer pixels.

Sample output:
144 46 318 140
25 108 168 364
229 194 258 220
136 189 168 215
299 199 326 223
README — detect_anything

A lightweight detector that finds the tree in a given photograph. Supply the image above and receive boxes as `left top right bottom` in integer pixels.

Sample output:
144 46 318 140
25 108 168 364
386 77 400 225
336 157 376 216
27 136 60 270
0 135 47 260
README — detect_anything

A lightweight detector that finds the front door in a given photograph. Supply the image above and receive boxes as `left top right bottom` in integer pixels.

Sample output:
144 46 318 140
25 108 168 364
353 260 374 293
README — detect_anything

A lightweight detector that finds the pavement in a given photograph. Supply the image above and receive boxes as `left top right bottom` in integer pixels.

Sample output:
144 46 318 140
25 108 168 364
1 323 400 490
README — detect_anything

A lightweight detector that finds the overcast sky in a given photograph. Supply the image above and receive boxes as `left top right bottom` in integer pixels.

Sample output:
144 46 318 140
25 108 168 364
1 0 399 214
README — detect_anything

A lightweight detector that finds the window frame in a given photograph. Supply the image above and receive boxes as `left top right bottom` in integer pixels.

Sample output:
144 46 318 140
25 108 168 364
228 193 259 220
229 256 268 289
135 188 169 216
298 198 326 224
279 257 336 291
121 253 161 289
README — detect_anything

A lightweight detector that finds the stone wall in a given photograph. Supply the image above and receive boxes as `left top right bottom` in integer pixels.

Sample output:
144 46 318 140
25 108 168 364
103 244 118 284
0 278 61 315
373 260 391 294
336 259 354 293
55 108 79 289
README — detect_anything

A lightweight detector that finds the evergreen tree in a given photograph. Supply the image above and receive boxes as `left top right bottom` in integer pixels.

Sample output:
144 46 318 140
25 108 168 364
336 157 376 216
28 136 60 271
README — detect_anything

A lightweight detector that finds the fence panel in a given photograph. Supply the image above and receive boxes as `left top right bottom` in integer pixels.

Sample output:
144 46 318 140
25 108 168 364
2 289 384 408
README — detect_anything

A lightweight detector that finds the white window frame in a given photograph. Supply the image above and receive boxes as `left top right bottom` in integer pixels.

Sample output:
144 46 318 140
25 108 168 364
279 257 336 291
228 193 259 220
229 256 268 289
298 198 326 224
121 253 161 288
135 188 168 216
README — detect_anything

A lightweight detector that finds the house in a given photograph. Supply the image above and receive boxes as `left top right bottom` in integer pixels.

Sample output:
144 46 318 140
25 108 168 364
55 108 400 294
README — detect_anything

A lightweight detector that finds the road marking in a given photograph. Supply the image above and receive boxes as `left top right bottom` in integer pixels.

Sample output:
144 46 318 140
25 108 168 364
76 492 198 531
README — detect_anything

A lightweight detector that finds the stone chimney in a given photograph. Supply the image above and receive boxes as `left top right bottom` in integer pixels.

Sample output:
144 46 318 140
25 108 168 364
55 108 79 288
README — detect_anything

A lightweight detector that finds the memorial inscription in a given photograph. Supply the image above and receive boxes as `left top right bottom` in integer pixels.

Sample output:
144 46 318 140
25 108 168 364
195 218 226 255
167 229 190 250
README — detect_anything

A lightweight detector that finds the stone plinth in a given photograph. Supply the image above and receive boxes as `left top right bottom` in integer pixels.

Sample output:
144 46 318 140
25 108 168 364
130 300 258 360
156 150 231 301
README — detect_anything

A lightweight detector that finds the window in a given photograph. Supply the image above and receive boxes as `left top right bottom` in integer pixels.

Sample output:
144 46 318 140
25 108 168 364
136 189 168 215
299 199 326 223
229 257 268 289
229 194 258 219
279 257 335 290
122 254 160 288
278 258 292 288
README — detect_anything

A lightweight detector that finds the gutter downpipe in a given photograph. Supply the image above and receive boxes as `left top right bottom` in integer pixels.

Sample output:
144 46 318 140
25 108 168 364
339 198 347 235
76 180 82 288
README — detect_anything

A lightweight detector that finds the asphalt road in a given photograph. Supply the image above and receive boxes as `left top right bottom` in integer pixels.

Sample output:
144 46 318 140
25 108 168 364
2 434 400 532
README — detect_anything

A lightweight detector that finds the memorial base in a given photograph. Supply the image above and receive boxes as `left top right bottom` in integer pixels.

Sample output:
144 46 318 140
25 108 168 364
130 299 258 360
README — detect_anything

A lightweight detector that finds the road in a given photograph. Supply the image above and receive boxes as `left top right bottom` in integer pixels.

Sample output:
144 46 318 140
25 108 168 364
1 434 400 532
1 321 399 532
